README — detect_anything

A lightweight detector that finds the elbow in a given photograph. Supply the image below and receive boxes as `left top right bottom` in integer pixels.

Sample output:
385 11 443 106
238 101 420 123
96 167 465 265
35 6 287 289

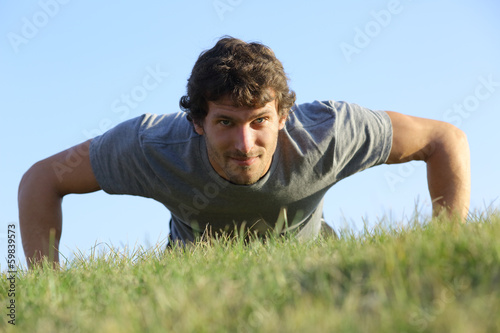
18 162 42 232
445 124 469 156
19 161 43 192
447 123 468 144
18 160 61 203
18 162 39 201
427 123 469 162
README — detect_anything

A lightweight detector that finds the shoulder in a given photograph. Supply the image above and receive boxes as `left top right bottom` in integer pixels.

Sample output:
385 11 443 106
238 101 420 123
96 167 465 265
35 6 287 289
287 100 385 130
283 100 392 154
286 101 335 130
138 112 200 145
91 112 199 154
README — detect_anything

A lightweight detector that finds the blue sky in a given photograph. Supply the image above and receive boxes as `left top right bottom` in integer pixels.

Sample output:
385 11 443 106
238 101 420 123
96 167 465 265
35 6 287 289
2 0 499 269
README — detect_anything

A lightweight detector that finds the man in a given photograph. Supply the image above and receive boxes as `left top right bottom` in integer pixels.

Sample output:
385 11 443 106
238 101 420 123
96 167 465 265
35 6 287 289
19 37 470 268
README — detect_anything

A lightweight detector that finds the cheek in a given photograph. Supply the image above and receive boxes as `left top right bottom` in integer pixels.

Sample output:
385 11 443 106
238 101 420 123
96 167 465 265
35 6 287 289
257 130 279 150
206 130 231 151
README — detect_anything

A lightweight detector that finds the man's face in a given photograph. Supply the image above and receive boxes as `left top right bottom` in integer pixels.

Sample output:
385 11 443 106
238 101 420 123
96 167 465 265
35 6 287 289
194 96 287 185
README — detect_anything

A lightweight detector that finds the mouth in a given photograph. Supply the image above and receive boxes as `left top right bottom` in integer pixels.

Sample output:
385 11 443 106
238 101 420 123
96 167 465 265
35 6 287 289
229 156 259 166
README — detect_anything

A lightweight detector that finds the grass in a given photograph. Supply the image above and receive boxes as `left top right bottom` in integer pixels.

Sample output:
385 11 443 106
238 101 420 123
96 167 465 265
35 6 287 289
2 212 500 332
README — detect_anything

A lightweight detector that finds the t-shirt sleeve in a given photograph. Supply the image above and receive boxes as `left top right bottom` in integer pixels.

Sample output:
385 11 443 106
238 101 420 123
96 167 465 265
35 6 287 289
89 115 158 198
330 101 393 181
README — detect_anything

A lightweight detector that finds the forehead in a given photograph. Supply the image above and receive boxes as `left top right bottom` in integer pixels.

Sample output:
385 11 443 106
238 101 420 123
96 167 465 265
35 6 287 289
207 97 278 118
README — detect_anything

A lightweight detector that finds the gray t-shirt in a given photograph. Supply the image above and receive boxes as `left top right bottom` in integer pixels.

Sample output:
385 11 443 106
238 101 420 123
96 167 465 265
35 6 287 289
89 100 393 242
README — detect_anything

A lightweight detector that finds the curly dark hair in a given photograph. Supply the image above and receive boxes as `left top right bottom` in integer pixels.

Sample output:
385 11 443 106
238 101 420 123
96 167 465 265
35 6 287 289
179 36 296 125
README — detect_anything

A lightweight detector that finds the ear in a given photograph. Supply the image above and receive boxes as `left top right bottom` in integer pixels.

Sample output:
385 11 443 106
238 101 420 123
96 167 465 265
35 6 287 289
278 114 287 130
193 121 204 135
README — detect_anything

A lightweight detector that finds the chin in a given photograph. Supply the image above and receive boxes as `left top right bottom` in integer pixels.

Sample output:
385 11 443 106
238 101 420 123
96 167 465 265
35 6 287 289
228 173 260 185
229 178 258 186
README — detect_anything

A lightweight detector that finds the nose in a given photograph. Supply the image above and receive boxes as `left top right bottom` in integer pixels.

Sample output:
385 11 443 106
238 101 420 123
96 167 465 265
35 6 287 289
234 125 255 154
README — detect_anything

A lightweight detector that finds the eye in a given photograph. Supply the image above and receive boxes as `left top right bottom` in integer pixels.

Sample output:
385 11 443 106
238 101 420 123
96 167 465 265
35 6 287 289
219 119 231 126
254 117 266 124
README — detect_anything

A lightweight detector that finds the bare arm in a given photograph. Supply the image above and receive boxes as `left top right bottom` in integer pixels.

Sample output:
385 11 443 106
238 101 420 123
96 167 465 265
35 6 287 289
385 111 471 220
18 140 101 268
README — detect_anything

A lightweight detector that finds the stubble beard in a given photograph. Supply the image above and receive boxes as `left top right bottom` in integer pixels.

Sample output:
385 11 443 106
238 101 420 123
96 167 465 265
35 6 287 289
209 148 267 185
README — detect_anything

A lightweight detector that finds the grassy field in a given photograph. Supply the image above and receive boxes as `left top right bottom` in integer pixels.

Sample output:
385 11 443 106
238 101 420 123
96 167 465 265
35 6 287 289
2 212 500 332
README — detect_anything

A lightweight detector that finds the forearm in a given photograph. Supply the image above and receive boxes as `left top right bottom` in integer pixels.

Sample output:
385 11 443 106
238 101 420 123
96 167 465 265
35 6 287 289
426 127 471 220
18 140 100 269
385 111 471 220
18 164 63 268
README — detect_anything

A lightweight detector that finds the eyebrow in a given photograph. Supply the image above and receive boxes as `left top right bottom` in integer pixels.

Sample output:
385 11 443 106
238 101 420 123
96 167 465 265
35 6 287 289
212 110 273 121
